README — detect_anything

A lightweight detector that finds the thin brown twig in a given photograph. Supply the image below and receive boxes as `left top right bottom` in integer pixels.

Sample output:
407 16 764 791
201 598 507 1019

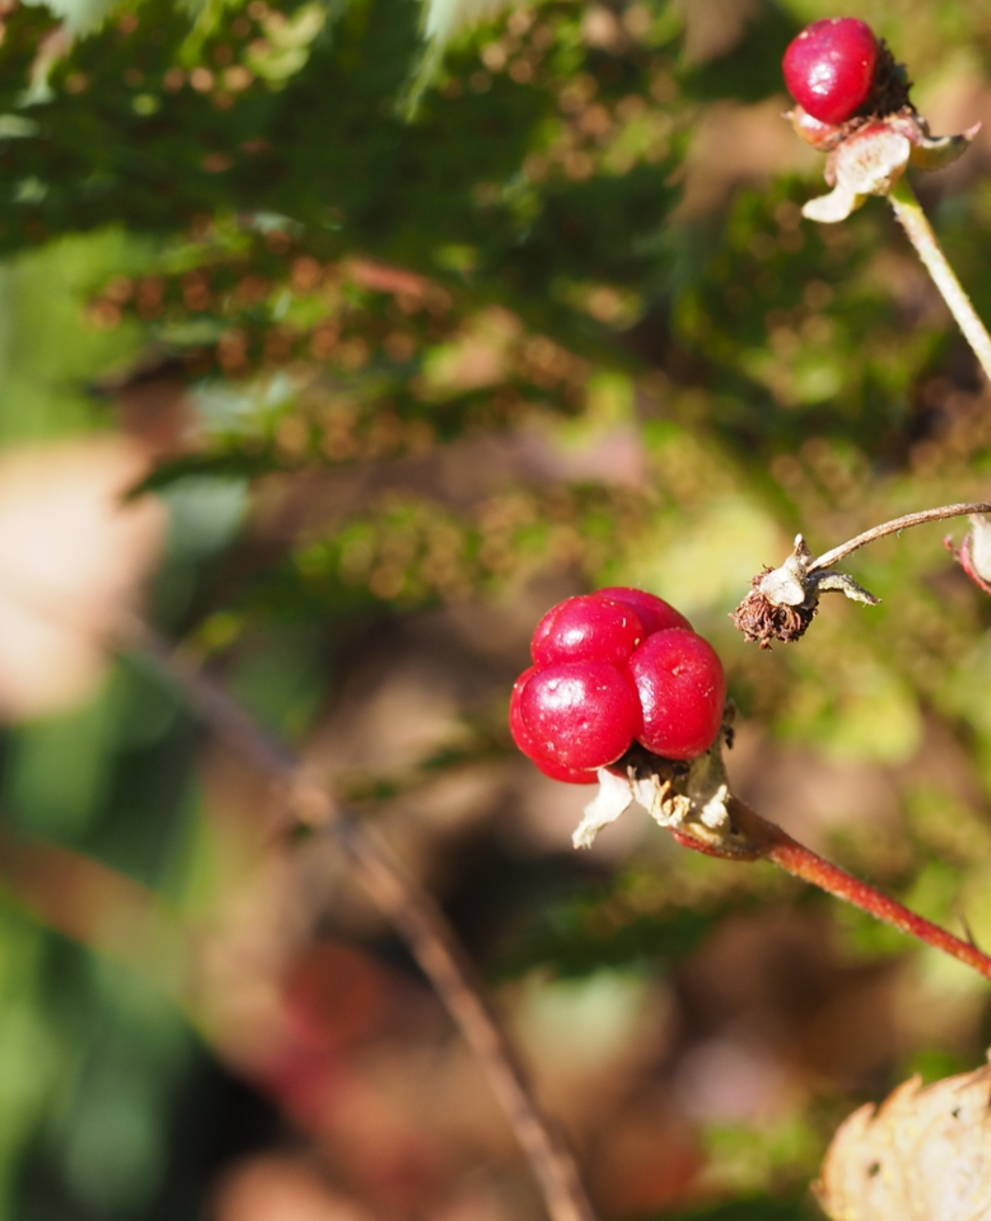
807 500 991 574
0 579 596 1218
341 823 596 1221
119 618 598 1221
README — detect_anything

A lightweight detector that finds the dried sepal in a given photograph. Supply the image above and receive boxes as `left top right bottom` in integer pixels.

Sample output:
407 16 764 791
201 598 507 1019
816 1059 991 1220
571 733 760 858
572 764 639 848
814 571 882 605
803 122 912 223
795 102 980 224
732 534 880 647
907 119 982 171
788 105 846 152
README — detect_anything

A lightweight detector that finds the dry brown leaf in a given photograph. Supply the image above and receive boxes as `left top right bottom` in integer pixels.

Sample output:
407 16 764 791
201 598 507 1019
816 1060 991 1220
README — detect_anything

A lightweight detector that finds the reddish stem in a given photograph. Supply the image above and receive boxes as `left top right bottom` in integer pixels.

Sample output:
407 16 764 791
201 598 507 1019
767 833 991 979
672 800 991 982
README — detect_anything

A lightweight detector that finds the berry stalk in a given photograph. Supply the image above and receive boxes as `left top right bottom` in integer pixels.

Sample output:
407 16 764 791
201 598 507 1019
888 176 991 383
807 499 991 573
732 500 991 647
674 798 991 983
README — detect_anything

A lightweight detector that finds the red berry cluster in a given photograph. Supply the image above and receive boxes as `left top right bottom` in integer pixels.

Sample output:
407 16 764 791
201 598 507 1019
510 588 726 784
782 17 879 126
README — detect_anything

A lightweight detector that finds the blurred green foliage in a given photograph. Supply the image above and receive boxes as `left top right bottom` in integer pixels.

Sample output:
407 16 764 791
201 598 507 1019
2 0 991 1217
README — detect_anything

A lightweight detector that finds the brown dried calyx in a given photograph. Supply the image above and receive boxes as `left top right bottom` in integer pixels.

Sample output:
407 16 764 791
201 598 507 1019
865 39 913 118
732 567 818 647
570 729 763 858
732 535 880 648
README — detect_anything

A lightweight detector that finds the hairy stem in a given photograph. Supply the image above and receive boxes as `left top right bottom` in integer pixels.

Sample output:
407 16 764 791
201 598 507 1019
766 834 991 979
675 799 991 983
808 500 991 573
889 176 991 383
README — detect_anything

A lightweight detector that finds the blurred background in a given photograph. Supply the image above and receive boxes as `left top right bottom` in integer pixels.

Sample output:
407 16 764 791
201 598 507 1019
2 0 991 1217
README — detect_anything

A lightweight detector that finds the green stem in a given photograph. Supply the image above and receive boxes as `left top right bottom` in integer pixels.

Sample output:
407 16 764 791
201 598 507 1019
889 176 991 382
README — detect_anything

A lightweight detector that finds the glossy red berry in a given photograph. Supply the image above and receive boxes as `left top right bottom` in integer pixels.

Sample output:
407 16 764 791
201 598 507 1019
516 660 640 772
511 589 727 783
531 594 644 667
628 628 726 761
509 668 598 783
594 586 691 635
593 583 693 634
782 17 878 125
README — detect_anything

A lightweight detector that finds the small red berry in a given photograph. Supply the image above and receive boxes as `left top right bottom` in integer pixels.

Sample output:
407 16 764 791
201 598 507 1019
517 660 640 772
510 589 728 785
782 17 879 125
628 628 726 761
509 668 598 783
594 586 691 636
531 594 644 667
